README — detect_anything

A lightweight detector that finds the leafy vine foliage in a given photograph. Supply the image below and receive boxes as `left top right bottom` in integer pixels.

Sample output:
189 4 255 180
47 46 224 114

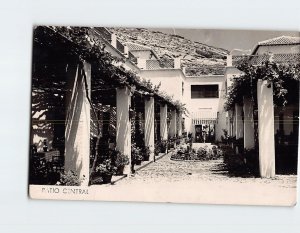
224 60 300 111
32 26 187 183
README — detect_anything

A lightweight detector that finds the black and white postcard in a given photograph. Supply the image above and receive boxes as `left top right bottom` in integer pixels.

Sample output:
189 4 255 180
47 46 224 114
29 26 299 206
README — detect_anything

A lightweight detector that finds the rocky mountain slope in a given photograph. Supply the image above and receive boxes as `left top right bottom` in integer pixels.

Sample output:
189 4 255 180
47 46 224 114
108 27 229 75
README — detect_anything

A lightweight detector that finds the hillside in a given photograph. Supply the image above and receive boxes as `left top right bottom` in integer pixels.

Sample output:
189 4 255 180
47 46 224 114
108 27 229 75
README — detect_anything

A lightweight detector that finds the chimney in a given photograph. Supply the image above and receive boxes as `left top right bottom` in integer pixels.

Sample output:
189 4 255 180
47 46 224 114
174 58 181 69
226 55 232 66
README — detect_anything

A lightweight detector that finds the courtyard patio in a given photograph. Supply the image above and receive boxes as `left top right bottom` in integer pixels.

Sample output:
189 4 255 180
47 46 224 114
71 145 297 206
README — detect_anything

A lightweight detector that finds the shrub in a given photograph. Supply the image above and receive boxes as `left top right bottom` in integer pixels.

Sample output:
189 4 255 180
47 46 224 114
155 140 167 155
131 143 143 162
139 145 151 160
171 144 223 161
115 151 129 167
57 170 83 186
95 159 117 176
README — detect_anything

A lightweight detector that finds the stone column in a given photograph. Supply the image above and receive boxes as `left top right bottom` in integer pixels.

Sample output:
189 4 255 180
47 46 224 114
169 109 177 138
243 97 255 149
228 110 233 136
116 87 131 175
65 62 91 186
144 96 155 161
178 111 183 137
160 104 168 140
235 103 244 139
257 79 275 178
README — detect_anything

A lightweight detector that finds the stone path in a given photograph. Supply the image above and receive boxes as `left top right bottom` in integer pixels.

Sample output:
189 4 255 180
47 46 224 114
98 152 297 206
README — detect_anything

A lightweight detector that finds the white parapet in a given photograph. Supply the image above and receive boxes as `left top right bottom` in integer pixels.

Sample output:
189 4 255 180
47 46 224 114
137 58 147 69
243 97 255 149
111 33 117 48
65 61 91 186
116 87 132 175
257 79 275 178
144 97 155 161
160 104 168 140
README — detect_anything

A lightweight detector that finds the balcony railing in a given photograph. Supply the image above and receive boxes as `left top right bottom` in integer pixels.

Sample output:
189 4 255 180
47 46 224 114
146 59 175 70
184 65 225 76
116 39 125 53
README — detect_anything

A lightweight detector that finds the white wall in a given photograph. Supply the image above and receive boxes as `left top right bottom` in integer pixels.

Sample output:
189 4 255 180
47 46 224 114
140 69 185 102
184 75 226 141
130 50 153 59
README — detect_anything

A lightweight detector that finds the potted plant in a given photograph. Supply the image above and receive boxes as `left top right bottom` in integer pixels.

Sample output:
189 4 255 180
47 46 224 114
56 170 83 186
160 140 167 153
95 159 116 184
142 146 150 161
115 151 129 175
135 154 143 165
131 143 143 165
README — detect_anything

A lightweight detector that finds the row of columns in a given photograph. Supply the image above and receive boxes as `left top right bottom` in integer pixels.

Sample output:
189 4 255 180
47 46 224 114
229 79 275 178
115 88 182 176
64 63 183 185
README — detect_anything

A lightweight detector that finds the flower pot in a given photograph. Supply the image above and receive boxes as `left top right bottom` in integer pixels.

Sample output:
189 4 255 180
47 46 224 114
101 174 112 184
116 165 125 176
91 175 103 185
143 155 150 161
135 160 142 165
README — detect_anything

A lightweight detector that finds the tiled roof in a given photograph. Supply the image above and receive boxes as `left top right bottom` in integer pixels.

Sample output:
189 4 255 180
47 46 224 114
232 53 300 66
126 42 152 51
258 36 300 46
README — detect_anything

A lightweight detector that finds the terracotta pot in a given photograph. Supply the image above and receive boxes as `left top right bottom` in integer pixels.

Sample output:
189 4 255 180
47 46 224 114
143 154 150 161
116 165 125 175
101 174 112 184
135 160 142 165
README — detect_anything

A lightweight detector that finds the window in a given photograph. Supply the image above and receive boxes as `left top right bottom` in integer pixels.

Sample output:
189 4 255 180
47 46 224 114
191 85 219 98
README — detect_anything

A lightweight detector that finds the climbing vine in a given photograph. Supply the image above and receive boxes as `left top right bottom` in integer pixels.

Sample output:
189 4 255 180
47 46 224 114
224 60 300 111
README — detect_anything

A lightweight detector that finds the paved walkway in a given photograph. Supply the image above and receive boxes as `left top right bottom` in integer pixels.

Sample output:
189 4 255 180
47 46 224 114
99 152 297 206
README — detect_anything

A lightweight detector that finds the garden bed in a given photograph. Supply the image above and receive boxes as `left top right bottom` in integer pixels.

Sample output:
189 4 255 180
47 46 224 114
170 144 222 161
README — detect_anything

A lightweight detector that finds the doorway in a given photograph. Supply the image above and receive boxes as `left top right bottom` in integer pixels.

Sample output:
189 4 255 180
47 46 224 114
194 124 215 143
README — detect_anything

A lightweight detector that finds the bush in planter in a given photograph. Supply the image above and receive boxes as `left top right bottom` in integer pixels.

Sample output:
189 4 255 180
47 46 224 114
115 151 129 175
95 159 117 184
134 153 143 165
154 143 161 156
155 140 167 155
242 148 259 176
141 146 150 161
131 143 143 165
196 147 207 160
168 137 176 149
56 170 83 186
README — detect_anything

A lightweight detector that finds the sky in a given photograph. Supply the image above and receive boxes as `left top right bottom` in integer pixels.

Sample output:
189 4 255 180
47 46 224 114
149 28 299 53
